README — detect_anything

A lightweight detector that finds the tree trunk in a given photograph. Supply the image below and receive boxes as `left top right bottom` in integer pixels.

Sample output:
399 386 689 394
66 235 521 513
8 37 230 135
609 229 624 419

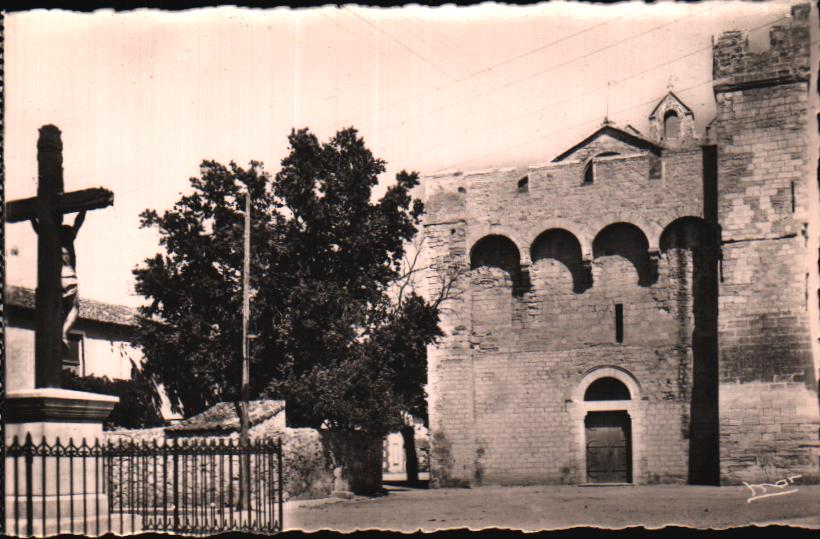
400 424 419 486
321 430 384 496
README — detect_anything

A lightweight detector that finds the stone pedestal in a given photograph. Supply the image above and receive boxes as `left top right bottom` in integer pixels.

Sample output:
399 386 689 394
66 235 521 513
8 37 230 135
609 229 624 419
4 388 118 537
5 388 119 442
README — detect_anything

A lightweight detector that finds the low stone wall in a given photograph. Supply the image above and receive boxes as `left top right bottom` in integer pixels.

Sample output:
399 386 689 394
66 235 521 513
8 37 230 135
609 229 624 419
105 426 166 445
278 428 334 500
103 426 335 502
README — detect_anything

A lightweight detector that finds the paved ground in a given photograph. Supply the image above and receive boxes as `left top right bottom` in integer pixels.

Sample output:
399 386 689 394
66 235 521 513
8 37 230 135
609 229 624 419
284 483 820 532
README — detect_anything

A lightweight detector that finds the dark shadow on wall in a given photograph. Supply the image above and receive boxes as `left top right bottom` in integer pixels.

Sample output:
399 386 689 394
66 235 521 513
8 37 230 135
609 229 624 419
661 215 720 486
470 235 531 296
593 222 657 287
531 228 592 293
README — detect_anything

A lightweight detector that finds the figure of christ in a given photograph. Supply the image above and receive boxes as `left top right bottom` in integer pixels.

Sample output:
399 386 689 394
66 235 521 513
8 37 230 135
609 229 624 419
32 210 86 351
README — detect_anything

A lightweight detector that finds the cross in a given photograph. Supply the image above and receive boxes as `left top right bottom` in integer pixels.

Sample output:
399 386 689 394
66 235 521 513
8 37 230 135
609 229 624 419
6 125 114 388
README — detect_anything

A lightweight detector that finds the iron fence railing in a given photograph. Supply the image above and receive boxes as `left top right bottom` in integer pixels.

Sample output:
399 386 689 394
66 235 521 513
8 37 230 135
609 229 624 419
4 434 283 537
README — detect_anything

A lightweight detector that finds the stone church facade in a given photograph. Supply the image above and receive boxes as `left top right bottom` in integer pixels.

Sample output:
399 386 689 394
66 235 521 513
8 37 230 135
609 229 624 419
423 4 820 486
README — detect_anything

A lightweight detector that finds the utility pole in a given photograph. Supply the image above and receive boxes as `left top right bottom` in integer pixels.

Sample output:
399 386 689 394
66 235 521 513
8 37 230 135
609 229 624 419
239 187 251 511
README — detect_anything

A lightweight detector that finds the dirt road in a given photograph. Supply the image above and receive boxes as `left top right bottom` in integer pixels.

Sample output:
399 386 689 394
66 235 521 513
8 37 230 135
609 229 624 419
284 484 820 532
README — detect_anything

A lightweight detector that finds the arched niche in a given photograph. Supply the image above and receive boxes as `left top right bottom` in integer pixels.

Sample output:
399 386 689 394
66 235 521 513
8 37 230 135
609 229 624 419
664 110 680 140
470 234 527 296
659 217 717 252
470 234 520 272
592 222 655 287
659 216 720 484
531 228 591 293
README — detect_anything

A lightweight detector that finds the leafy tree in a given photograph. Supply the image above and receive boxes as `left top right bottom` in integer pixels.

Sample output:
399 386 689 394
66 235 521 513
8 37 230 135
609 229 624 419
134 128 442 453
134 159 278 415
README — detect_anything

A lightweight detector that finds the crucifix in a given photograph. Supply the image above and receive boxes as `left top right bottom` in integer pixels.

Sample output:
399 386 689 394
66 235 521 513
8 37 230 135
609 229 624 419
6 125 114 388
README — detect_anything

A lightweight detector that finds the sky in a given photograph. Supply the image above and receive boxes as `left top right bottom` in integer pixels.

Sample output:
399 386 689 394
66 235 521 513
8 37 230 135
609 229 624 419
4 0 801 308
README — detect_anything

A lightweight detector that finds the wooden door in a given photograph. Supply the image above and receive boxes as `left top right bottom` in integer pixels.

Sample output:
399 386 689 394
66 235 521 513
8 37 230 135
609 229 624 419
585 411 631 483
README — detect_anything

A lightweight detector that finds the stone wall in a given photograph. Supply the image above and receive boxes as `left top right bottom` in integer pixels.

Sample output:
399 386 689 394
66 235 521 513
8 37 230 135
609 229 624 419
104 426 335 502
424 3 819 488
424 136 712 486
712 2 819 483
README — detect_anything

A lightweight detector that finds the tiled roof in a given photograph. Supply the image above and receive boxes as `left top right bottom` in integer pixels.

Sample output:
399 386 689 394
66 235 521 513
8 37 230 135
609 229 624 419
5 285 138 327
165 400 286 436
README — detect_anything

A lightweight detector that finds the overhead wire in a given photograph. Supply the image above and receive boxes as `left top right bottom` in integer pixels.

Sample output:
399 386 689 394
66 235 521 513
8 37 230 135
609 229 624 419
402 17 544 120
431 79 714 174
368 12 526 121
428 13 797 174
372 1 727 136
339 6 536 127
317 3 645 133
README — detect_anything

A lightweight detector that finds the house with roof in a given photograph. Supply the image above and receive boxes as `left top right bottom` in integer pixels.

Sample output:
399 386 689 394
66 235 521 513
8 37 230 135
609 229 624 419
164 400 286 438
5 285 142 390
5 285 181 422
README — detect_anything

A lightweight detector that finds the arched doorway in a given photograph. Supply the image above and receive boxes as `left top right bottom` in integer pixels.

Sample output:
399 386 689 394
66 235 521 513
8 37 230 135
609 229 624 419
572 369 641 484
585 412 631 483
584 378 632 483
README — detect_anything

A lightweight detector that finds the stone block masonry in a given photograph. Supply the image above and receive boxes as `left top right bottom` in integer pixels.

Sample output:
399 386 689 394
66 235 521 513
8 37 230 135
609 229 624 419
713 2 819 483
423 3 819 488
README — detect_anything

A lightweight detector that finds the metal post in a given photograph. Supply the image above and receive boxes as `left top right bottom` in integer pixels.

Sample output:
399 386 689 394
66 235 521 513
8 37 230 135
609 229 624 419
172 440 179 532
162 443 168 530
219 441 225 530
2 438 6 539
24 434 33 538
118 440 123 534
55 438 61 535
267 441 277 531
70 438 75 534
128 441 134 534
94 439 100 537
152 440 158 531
277 438 283 531
228 443 234 527
106 441 113 535
14 437 20 538
40 438 46 536
82 440 88 536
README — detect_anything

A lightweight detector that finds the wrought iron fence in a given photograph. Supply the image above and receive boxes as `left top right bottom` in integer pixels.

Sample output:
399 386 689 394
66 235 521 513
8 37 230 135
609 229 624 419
4 434 284 537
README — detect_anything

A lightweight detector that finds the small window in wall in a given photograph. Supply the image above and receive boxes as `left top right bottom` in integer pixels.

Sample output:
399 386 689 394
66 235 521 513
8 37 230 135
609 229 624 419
790 181 796 213
583 153 619 185
664 110 680 140
62 332 84 375
614 303 624 343
583 161 594 185
518 176 529 193
649 155 662 180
